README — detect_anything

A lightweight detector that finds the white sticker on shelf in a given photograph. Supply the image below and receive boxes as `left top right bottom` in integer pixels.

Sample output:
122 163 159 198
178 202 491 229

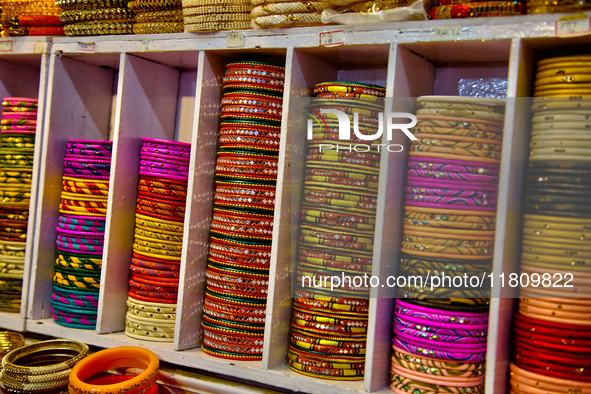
431 24 463 40
320 30 344 47
77 42 95 52
556 14 590 37
141 39 153 51
227 32 245 48
0 40 13 53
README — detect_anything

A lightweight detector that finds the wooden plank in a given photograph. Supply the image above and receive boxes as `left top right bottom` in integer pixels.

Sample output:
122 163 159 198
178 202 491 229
364 44 436 392
485 37 531 394
262 48 338 369
27 54 114 319
97 53 179 334
174 50 222 351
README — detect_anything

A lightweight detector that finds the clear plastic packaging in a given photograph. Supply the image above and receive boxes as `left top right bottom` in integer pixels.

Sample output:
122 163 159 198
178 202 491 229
321 0 426 25
457 78 508 98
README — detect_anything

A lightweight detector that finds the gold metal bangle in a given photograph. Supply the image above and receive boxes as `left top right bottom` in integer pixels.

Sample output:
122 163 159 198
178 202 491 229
64 21 135 36
135 10 183 22
183 20 251 32
2 339 89 375
183 12 251 24
133 22 184 33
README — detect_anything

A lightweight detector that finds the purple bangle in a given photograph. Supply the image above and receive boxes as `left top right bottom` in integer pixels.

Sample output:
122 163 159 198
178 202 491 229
395 331 488 351
63 168 111 176
56 241 104 253
140 147 191 159
405 186 497 199
142 138 191 149
393 338 486 363
2 113 37 120
406 195 497 207
57 223 105 233
140 160 190 171
393 320 487 338
62 174 110 181
405 201 498 211
57 236 104 246
138 171 189 182
63 156 111 163
52 293 99 308
394 325 487 344
406 178 498 191
66 148 112 157
407 169 498 183
139 166 189 177
69 139 112 146
64 162 111 170
67 142 112 151
395 313 489 331
59 215 105 225
396 300 489 323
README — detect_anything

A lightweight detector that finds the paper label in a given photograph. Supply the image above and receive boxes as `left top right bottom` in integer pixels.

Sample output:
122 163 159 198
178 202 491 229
320 30 344 47
227 32 245 48
431 25 462 40
76 42 95 52
141 39 153 51
556 14 590 37
0 40 13 53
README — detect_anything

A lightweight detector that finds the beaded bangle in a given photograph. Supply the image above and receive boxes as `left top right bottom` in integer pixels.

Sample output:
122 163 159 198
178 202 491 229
64 21 134 36
129 0 181 10
183 20 251 32
135 10 183 22
133 22 184 34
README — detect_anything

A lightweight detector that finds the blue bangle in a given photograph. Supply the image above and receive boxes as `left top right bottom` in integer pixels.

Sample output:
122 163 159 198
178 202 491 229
54 319 96 330
51 300 98 315
53 283 99 296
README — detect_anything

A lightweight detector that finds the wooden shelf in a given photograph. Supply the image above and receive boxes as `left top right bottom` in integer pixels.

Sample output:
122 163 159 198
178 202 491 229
0 14 588 393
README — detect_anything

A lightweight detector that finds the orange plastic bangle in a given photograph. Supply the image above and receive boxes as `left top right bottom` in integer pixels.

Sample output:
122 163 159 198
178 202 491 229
69 347 159 394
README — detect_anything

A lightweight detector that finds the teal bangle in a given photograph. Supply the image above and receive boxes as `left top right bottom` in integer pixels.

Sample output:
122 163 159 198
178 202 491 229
51 300 97 315
54 319 96 330
53 283 100 295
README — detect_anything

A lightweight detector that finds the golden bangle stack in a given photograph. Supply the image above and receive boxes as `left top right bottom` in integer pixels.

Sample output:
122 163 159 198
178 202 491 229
135 10 183 22
181 0 251 32
64 21 134 35
133 21 183 33
59 8 134 23
250 0 335 29
0 339 88 394
129 0 183 34
0 332 24 359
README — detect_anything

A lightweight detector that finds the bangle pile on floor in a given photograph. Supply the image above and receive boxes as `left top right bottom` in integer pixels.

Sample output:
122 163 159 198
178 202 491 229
69 346 159 394
129 0 183 34
0 339 88 394
509 54 591 394
56 0 134 36
287 81 386 380
392 96 507 393
201 60 284 360
250 0 336 29
0 97 37 313
52 139 111 330
124 138 191 342
182 0 251 32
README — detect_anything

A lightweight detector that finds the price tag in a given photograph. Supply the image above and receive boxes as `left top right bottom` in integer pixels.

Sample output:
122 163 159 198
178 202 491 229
320 30 344 47
556 14 590 37
141 39 153 51
431 25 462 40
227 32 245 48
76 41 95 52
0 40 13 53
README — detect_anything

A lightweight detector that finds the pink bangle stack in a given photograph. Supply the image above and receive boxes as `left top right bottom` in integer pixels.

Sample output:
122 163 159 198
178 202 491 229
52 139 112 330
392 96 507 394
0 97 38 313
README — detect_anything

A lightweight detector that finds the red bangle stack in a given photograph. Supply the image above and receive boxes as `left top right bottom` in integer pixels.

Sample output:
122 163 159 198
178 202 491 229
124 138 192 342
201 61 284 360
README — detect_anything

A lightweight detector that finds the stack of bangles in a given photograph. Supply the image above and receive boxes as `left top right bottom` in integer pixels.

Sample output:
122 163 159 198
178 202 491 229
287 81 386 380
527 0 590 13
0 339 89 394
201 61 284 360
391 96 507 393
129 0 183 34
18 9 64 36
0 331 24 359
124 138 191 342
509 54 591 393
181 0 252 32
56 0 134 35
51 139 112 329
0 97 38 313
250 0 336 29
69 346 159 394
429 0 526 19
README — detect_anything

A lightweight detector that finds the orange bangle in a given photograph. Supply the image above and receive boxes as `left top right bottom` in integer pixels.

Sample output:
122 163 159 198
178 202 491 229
69 347 159 394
